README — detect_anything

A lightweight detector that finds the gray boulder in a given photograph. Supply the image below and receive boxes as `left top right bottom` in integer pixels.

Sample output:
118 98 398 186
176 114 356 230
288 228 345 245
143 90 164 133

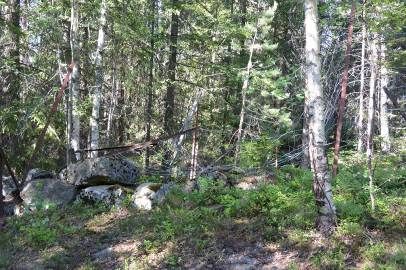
66 157 140 186
25 168 54 182
20 178 76 210
132 182 161 210
153 183 175 204
132 182 175 210
78 185 132 206
2 176 18 199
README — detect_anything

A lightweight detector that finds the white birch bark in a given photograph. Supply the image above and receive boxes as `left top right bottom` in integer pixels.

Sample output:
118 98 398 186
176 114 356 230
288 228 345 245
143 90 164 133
367 34 378 212
357 2 367 153
379 40 390 153
304 0 336 234
90 0 107 158
70 0 81 161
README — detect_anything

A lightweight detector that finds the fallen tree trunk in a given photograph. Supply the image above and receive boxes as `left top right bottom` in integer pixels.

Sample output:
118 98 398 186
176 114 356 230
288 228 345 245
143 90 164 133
76 127 199 156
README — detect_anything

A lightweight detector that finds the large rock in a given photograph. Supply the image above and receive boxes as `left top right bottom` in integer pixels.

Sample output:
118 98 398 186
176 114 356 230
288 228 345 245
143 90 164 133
132 182 174 210
2 176 18 199
78 185 131 206
132 183 161 210
26 168 54 182
20 178 76 210
66 157 140 186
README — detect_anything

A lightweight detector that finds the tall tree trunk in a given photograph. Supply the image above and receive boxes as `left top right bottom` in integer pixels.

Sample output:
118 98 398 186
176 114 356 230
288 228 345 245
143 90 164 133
366 34 378 212
304 0 336 235
145 0 156 170
90 0 107 158
162 0 179 179
2 0 20 98
1 0 21 165
172 87 205 165
70 0 81 161
0 140 4 228
301 100 310 169
185 109 199 192
332 0 356 177
106 60 117 145
379 40 390 153
357 1 367 153
118 79 126 144
235 26 258 165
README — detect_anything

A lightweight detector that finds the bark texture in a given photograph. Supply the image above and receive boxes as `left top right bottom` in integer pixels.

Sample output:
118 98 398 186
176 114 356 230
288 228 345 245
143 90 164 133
145 0 156 170
379 41 390 153
90 0 107 158
162 0 179 179
357 1 367 153
304 0 336 235
70 0 81 161
366 34 378 212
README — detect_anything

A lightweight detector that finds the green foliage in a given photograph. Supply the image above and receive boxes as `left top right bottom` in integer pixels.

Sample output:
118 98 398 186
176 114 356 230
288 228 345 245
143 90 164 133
240 136 280 168
362 241 406 270
311 246 347 270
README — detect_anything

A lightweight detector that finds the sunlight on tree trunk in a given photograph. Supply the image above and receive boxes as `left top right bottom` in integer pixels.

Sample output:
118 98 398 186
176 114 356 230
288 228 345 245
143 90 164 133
304 0 336 235
367 33 378 212
379 40 390 153
70 0 81 162
90 0 107 158
357 1 367 153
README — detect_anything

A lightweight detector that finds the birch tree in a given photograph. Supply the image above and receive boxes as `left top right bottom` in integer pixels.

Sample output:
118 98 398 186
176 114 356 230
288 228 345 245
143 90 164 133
304 0 336 234
69 0 81 162
357 1 367 153
366 34 378 212
379 40 390 153
90 0 107 158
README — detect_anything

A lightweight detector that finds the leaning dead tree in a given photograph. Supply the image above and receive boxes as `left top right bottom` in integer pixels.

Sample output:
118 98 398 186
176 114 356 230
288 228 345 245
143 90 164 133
23 64 74 186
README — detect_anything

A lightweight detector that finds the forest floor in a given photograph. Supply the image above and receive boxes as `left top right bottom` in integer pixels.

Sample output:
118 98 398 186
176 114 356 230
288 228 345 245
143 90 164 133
1 152 405 269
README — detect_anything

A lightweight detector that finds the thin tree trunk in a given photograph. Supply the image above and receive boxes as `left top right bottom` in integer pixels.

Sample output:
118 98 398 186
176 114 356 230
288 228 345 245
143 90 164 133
185 110 199 192
106 61 117 145
118 74 126 144
1 0 21 164
357 1 367 153
304 0 336 235
332 0 356 177
172 87 205 164
367 34 378 212
379 40 390 153
0 140 4 228
162 0 179 179
2 0 20 98
90 0 107 158
301 104 310 169
235 27 258 165
70 0 81 161
145 0 156 170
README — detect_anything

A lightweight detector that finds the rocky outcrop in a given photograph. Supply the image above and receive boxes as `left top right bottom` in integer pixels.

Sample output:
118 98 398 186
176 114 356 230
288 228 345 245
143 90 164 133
66 157 140 186
78 185 132 206
20 178 76 210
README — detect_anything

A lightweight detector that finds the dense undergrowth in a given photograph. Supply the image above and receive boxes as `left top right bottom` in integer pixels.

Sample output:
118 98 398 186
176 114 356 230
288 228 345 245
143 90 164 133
0 152 405 269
